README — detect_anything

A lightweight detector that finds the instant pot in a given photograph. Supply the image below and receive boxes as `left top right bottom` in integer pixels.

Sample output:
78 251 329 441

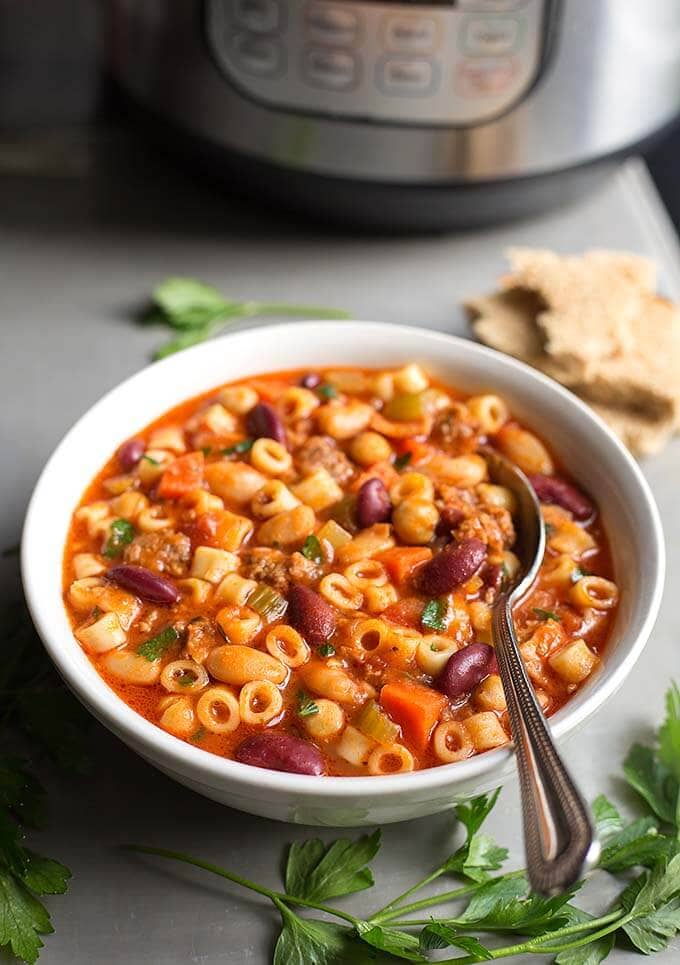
110 1 680 229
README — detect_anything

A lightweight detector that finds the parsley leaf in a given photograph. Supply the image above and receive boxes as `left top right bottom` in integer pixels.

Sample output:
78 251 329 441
273 903 371 965
355 921 425 961
20 852 71 896
457 877 580 934
297 692 319 719
554 931 615 964
221 439 254 457
658 681 680 784
137 626 179 662
141 454 160 467
317 644 335 658
598 817 671 873
419 922 493 959
533 607 561 622
316 384 337 400
285 830 380 902
623 742 678 826
421 598 448 633
394 452 412 471
0 870 53 965
442 791 508 882
302 534 323 564
591 794 624 841
102 518 135 558
619 853 680 954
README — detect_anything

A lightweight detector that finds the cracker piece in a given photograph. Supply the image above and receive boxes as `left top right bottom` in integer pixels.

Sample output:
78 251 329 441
589 403 675 458
465 290 545 362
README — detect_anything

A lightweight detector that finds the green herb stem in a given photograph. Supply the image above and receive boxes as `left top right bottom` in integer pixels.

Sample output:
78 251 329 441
369 867 445 922
374 869 528 924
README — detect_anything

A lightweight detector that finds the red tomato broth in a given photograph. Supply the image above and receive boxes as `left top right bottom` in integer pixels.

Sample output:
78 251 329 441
63 366 618 776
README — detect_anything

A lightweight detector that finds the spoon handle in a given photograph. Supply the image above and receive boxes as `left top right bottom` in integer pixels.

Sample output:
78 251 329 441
492 596 598 896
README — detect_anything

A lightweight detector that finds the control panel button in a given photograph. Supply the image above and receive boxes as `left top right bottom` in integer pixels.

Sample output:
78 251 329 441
385 17 438 52
378 57 436 96
459 1 527 11
232 33 285 76
457 57 517 96
463 17 520 55
305 4 359 46
232 0 281 34
303 48 358 90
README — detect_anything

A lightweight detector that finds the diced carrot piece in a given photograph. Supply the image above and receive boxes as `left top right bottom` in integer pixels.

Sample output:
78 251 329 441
157 452 204 500
247 379 290 403
382 597 424 629
378 547 432 585
380 678 446 752
395 438 434 466
351 461 399 493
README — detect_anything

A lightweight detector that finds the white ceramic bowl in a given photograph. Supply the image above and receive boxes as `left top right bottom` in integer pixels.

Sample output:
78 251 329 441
22 322 664 827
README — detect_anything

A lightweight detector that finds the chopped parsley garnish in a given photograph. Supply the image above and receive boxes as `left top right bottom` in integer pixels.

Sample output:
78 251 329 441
317 643 335 658
533 607 561 622
302 534 323 564
190 727 206 743
141 454 161 467
393 452 412 471
316 383 337 400
297 692 319 718
102 518 135 558
421 598 448 632
200 446 212 456
137 626 180 661
221 438 254 457
571 566 590 583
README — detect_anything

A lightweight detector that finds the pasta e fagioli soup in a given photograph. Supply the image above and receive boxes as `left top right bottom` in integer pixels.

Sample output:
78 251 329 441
63 364 617 777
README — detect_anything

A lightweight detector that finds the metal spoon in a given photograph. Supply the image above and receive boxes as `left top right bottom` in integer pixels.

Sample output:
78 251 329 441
482 446 599 896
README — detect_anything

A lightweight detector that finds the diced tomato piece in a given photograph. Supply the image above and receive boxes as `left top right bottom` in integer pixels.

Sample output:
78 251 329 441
382 597 424 629
394 438 434 466
380 678 446 752
157 452 204 500
378 547 432 585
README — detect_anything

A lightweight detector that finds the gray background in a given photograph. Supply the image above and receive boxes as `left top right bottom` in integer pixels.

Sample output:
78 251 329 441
1 142 679 963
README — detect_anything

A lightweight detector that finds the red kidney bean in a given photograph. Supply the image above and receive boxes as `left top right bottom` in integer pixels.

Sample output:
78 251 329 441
437 643 498 700
117 437 145 471
300 372 321 389
482 562 503 595
235 733 325 776
418 539 487 596
246 402 287 447
287 584 336 645
436 504 466 537
356 478 392 528
105 564 180 605
528 474 593 521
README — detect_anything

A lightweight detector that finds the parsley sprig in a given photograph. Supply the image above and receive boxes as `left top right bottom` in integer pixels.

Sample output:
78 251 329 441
0 600 89 963
127 682 680 965
140 278 351 360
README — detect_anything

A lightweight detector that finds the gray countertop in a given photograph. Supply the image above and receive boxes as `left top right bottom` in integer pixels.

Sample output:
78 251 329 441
2 138 679 964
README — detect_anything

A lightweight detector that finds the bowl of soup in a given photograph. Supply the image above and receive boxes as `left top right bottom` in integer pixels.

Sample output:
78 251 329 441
21 322 664 826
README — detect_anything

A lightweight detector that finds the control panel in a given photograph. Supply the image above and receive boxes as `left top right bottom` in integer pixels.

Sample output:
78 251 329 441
205 0 548 126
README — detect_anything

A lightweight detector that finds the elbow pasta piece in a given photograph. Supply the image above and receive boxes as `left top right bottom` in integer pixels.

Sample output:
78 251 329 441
187 489 224 514
195 403 237 436
380 626 421 666
335 724 376 767
68 578 140 630
239 679 283 725
216 606 262 645
137 449 172 486
265 625 310 668
425 453 488 488
389 472 434 505
545 517 596 557
496 424 553 476
363 582 398 614
190 546 239 583
433 721 473 763
350 431 393 467
337 524 395 566
468 601 492 640
217 385 259 414
393 363 429 394
137 506 174 533
302 699 345 740
477 483 517 515
349 618 392 655
291 469 343 512
206 645 287 687
256 505 316 548
325 370 374 394
466 394 509 434
370 411 431 440
316 399 374 440
319 572 363 611
392 497 439 545
111 490 149 520
279 387 320 420
542 554 578 589
102 648 162 684
344 559 388 590
161 660 209 694
103 474 136 496
75 501 112 539
250 437 292 476
76 612 127 653
416 635 459 675
177 578 212 605
569 576 619 611
368 743 414 775
205 461 266 506
72 553 106 579
372 372 395 402
214 572 258 606
464 712 508 752
251 480 299 519
148 426 186 454
196 686 241 733
473 674 507 712
548 639 598 684
502 550 522 583
214 509 255 551
159 696 196 737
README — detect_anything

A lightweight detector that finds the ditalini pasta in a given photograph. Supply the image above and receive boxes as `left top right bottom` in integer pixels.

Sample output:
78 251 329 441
63 365 617 776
